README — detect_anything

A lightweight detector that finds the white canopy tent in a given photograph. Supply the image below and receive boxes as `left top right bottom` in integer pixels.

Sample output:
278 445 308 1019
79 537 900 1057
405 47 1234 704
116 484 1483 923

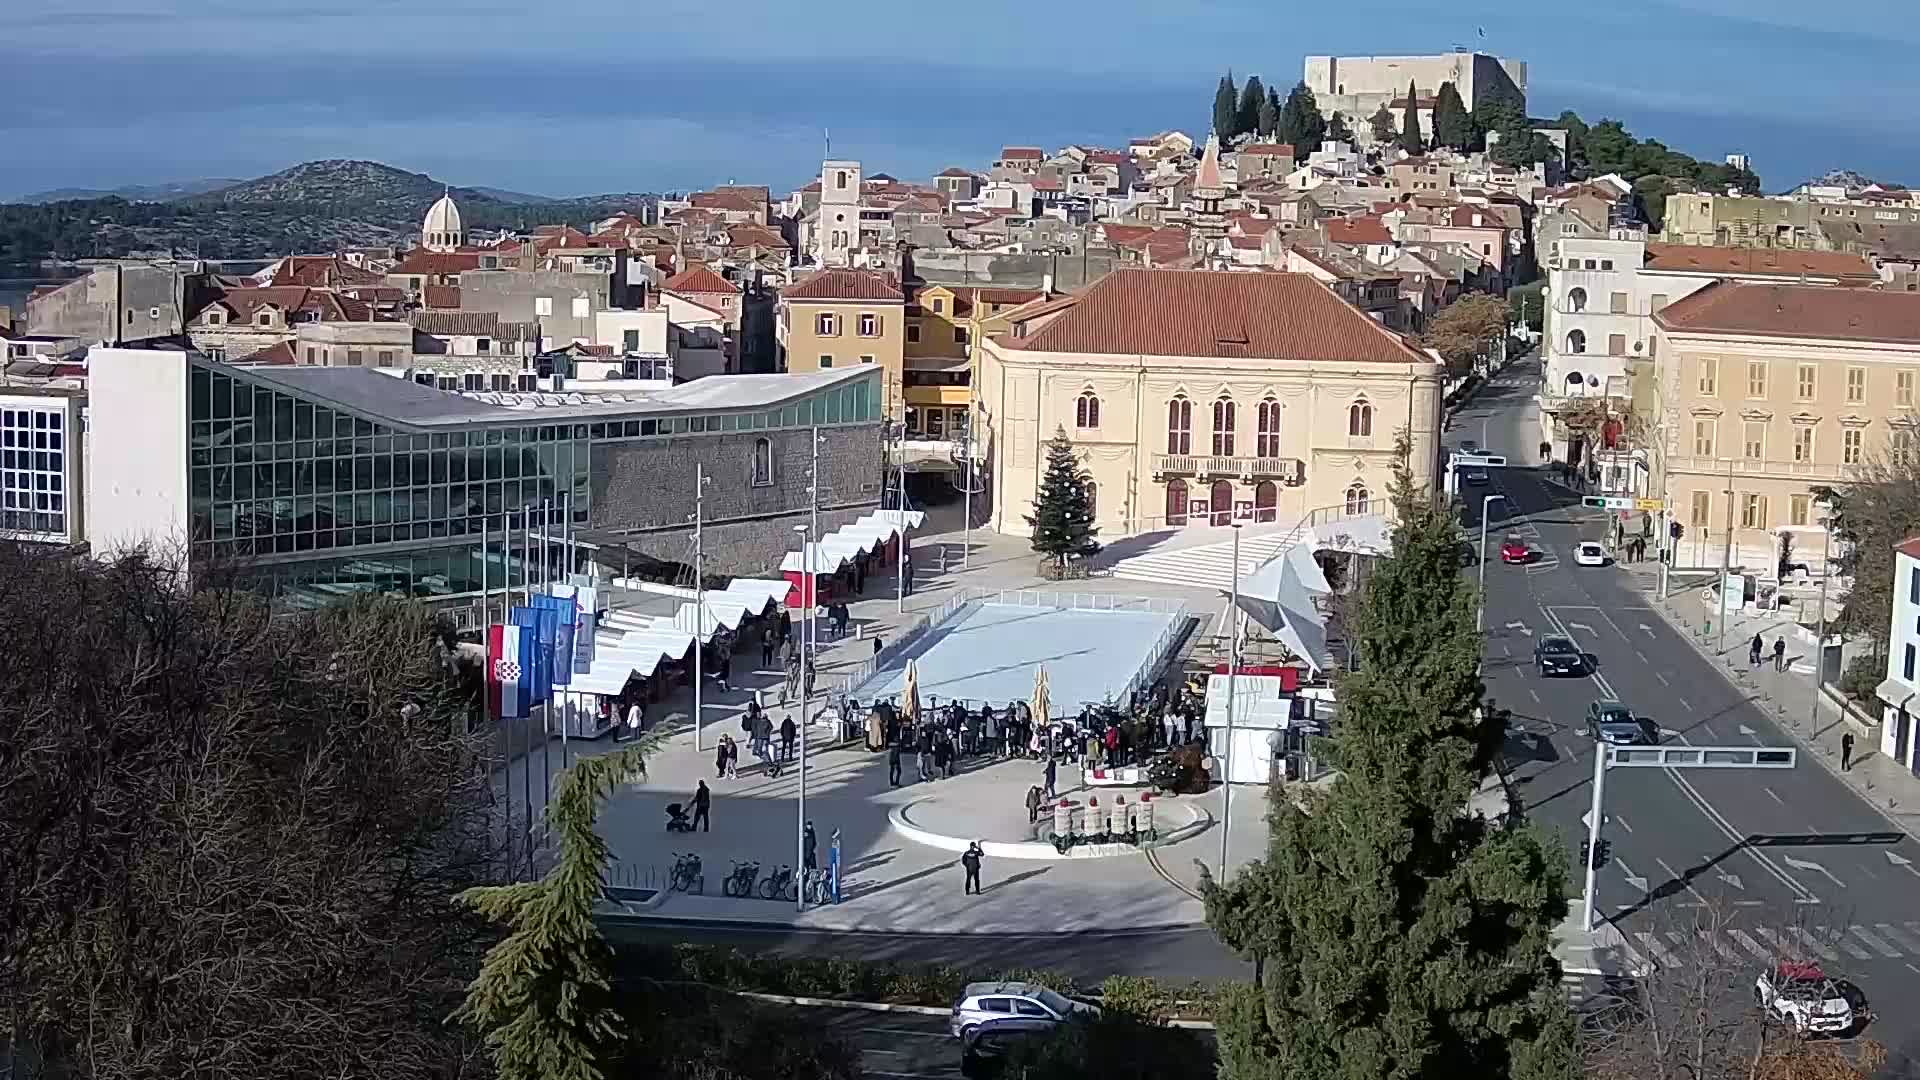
1230 514 1392 675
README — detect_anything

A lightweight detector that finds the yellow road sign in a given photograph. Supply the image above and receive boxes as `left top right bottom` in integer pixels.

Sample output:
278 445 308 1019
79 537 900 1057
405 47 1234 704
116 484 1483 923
1634 498 1666 512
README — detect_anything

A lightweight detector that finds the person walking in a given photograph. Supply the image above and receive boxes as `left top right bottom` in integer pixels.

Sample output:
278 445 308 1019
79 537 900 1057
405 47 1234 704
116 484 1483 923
888 740 903 786
780 714 798 763
724 735 739 780
961 841 983 895
1841 731 1856 772
714 737 730 780
803 822 818 872
1044 755 1058 800
760 626 774 668
873 637 883 658
917 724 934 782
1773 637 1788 672
1749 633 1764 668
1025 784 1043 824
716 648 733 693
692 780 712 832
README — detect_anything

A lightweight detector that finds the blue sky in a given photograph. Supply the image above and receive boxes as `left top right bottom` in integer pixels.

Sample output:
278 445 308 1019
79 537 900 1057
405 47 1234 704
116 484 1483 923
2 0 1916 199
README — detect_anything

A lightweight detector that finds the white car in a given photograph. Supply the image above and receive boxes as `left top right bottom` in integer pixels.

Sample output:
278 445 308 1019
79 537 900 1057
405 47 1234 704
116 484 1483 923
1754 962 1855 1035
1574 541 1608 567
948 981 1098 1039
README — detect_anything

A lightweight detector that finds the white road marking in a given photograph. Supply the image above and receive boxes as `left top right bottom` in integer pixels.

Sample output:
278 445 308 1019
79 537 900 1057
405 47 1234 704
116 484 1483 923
1766 787 1785 806
1635 931 1679 967
1615 814 1633 834
1699 725 1718 740
1785 927 1841 962
1821 928 1875 961
1849 926 1904 958
1781 855 1846 890
1655 857 1706 903
1678 697 1694 711
1615 937 1654 974
1655 671 1670 685
1694 930 1744 964
1635 651 1648 663
1528 688 1540 702
1754 927 1796 957
1878 923 1920 953
1728 929 1774 960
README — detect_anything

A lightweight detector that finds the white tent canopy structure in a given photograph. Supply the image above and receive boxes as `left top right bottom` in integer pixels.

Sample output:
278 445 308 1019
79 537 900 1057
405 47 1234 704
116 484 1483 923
1231 514 1393 674
778 509 925 574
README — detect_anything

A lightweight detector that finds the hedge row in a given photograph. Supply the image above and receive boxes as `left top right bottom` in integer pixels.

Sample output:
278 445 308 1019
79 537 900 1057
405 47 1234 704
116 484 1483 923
613 941 1227 1021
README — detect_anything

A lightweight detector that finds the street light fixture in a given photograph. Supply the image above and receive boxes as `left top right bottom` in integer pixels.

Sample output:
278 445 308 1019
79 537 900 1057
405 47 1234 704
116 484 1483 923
1476 493 1507 635
1219 522 1242 880
792 522 812 912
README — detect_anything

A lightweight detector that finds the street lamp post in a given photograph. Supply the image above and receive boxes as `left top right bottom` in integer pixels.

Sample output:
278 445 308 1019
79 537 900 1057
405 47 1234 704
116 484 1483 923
1810 500 1835 727
793 522 812 912
1219 522 1242 880
1476 493 1507 634
1717 457 1736 659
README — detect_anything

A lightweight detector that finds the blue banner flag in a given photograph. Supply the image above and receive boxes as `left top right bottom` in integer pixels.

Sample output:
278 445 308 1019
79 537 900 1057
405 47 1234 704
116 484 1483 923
534 594 575 688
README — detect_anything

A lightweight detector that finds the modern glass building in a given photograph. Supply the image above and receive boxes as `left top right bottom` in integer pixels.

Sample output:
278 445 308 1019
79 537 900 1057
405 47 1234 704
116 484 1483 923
87 348 883 609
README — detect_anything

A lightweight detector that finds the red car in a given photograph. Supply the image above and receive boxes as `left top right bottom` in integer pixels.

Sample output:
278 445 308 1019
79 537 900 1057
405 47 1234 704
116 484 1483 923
1499 536 1531 564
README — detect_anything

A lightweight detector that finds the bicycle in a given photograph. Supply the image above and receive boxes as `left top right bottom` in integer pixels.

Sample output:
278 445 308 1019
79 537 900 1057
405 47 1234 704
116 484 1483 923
758 864 795 901
801 867 833 905
670 852 704 894
722 860 760 898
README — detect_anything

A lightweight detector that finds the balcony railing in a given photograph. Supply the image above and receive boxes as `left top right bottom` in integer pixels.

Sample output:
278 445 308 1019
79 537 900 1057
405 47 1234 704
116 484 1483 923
1661 456 1853 481
1152 454 1302 483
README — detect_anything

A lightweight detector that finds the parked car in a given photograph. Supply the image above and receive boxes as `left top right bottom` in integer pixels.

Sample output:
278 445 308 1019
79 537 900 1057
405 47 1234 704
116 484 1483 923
960 1018 1058 1078
1574 541 1609 567
1754 962 1856 1035
1500 535 1532 564
949 982 1096 1039
1534 635 1586 677
1585 700 1658 745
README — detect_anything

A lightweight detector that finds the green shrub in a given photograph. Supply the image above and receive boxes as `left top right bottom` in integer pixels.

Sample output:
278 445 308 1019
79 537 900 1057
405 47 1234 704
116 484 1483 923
1838 653 1883 703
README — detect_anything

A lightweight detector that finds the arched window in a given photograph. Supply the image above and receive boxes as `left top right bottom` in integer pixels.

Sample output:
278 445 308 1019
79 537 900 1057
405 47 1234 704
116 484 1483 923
1345 482 1371 516
751 437 773 486
1166 396 1192 455
1568 286 1587 312
1085 479 1098 521
1210 480 1233 526
1165 479 1189 526
1348 399 1373 437
1567 329 1587 354
1212 397 1236 456
1256 397 1281 457
1254 481 1277 523
1076 391 1101 429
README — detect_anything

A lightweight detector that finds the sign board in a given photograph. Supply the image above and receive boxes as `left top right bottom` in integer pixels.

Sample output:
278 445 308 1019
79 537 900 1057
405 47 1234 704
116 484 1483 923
1452 453 1508 467
1634 498 1666 512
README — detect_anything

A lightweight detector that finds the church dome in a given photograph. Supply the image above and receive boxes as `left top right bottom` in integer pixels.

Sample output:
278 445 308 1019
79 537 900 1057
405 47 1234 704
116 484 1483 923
421 192 464 251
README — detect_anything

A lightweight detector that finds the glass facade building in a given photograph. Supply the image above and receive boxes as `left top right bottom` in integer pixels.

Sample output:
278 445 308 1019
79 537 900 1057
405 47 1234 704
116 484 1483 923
0 400 72 540
184 357 881 605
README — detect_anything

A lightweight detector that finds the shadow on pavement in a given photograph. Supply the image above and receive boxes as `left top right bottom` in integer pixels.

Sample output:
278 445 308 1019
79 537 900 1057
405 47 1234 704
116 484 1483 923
1612 831 1907 921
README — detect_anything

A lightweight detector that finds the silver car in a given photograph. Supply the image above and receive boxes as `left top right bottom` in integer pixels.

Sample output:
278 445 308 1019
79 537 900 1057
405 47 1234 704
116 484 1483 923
948 981 1095 1038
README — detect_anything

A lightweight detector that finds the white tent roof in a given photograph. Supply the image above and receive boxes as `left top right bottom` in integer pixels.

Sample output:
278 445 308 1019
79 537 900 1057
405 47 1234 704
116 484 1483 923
777 510 924 573
1230 514 1393 674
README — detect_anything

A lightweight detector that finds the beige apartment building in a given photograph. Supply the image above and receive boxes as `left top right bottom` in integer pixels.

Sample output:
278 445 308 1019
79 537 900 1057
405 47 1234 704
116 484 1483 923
776 268 907 413
976 268 1444 537
1652 282 1920 569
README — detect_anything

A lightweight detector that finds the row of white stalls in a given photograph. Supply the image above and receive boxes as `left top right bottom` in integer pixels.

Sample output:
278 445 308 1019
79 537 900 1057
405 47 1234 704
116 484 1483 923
777 510 925 608
1206 514 1394 784
543 577 789 738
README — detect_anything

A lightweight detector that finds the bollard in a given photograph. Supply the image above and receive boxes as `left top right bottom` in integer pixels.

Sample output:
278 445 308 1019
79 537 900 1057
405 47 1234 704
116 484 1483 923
1053 799 1073 854
1109 796 1129 845
1077 798 1097 845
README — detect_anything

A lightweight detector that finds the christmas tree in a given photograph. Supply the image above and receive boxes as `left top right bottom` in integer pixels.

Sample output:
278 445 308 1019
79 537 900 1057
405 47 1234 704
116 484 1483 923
1026 427 1100 570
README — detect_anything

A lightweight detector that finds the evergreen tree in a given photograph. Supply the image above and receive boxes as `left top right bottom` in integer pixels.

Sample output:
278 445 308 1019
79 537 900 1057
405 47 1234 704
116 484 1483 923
1203 438 1578 1080
1256 93 1280 139
1326 110 1353 145
1266 86 1283 135
1213 72 1239 140
456 742 657 1080
1237 75 1266 139
1431 81 1473 150
1275 82 1326 161
1368 104 1398 145
1025 427 1100 570
1399 80 1425 155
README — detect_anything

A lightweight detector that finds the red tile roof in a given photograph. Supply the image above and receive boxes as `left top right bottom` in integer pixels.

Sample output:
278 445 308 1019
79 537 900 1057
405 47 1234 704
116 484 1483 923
1327 216 1393 246
1086 152 1128 166
1654 282 1920 344
390 250 484 276
1446 206 1505 229
1897 536 1920 561
724 223 790 250
1642 243 1876 281
422 285 461 310
664 263 739 295
937 167 976 178
710 184 771 203
998 147 1044 160
239 340 299 366
1003 268 1429 363
269 254 385 288
1239 143 1295 158
691 191 761 214
1100 224 1159 249
200 285 373 324
782 268 905 303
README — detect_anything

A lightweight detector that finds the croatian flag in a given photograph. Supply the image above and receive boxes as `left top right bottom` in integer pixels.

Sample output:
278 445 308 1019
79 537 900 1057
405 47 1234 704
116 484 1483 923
486 623 535 719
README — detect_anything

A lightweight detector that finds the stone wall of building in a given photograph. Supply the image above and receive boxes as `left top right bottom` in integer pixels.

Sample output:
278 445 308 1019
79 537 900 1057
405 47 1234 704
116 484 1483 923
589 423 884 576
909 249 1122 290
27 264 186 345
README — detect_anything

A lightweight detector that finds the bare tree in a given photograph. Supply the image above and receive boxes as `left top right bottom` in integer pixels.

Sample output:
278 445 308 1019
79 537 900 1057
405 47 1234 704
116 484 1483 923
0 544 498 1080
1579 900 1885 1080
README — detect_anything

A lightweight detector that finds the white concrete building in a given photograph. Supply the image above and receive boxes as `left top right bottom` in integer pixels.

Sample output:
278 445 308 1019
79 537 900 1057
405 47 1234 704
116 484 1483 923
1876 538 1920 775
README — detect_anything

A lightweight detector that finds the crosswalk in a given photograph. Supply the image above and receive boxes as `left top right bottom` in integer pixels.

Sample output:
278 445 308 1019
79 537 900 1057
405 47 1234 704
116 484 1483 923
1616 923 1920 972
1106 527 1308 593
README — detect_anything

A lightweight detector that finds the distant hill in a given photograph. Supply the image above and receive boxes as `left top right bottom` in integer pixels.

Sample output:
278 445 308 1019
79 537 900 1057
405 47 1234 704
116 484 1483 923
8 178 243 205
0 159 657 265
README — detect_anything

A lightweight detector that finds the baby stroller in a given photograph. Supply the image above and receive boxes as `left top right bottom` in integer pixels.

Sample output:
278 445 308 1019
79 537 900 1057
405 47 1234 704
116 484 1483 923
664 802 695 833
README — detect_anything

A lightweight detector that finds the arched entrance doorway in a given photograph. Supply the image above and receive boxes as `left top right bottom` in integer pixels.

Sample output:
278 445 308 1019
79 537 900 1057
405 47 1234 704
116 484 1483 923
1165 479 1188 527
1210 480 1233 526
1253 481 1277 523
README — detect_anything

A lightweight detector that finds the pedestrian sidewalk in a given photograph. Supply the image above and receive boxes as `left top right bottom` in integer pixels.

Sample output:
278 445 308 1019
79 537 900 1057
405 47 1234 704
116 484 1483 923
1638 577 1920 841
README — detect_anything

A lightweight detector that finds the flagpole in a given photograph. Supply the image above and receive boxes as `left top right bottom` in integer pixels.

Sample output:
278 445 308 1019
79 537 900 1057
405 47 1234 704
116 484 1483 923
521 505 534 881
539 498 552 832
693 463 706 752
560 492 572 775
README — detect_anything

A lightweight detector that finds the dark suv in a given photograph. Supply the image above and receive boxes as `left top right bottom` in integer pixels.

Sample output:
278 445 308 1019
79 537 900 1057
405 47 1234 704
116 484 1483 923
1534 636 1586 677
1585 700 1659 745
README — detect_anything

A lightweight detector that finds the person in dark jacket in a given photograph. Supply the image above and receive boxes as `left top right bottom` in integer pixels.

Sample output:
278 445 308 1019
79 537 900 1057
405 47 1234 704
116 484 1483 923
780 714 798 762
803 822 818 871
961 841 983 895
692 780 712 832
1025 784 1043 824
1044 755 1058 800
714 738 729 779
888 741 903 786
917 724 935 782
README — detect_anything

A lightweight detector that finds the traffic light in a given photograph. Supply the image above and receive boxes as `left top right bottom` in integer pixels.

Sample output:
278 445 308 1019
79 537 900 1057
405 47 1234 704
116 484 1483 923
1594 839 1612 869
1581 496 1608 509
1579 839 1591 867
1670 520 1684 541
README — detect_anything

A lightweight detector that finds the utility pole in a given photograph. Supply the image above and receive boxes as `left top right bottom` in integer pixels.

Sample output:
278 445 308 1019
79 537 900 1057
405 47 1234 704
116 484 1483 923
1718 456 1735 659
798 427 822 912
1811 500 1834 725
894 420 907 613
1476 493 1506 634
1219 522 1241 879
693 464 707 752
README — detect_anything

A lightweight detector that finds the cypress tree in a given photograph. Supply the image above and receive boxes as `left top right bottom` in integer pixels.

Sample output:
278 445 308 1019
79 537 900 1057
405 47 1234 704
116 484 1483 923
1399 80 1425 155
1237 75 1266 139
1025 427 1100 571
1276 82 1326 161
1326 110 1352 144
1203 437 1578 1080
1431 81 1473 150
1256 93 1280 138
456 743 656 1080
1213 72 1239 140
1368 104 1398 145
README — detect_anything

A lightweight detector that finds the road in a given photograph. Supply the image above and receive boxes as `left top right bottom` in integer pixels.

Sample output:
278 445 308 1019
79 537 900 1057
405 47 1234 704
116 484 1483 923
1455 354 1920 1071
